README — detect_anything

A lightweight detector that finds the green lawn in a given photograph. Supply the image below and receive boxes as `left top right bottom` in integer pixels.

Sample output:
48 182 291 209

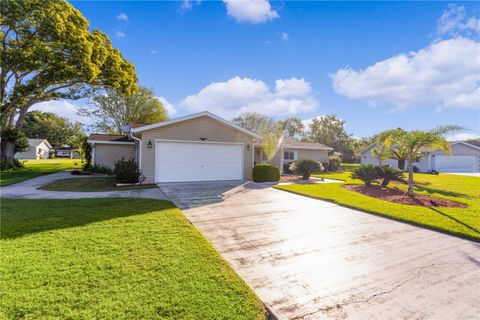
276 172 480 241
0 198 265 320
39 177 157 192
0 159 81 186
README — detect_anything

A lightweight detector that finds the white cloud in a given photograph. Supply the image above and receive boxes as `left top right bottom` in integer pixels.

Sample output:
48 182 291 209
281 32 288 41
30 100 92 125
182 76 318 118
439 87 480 111
223 0 279 24
331 37 480 111
437 4 480 35
115 31 125 39
275 78 311 97
157 96 177 117
180 0 192 12
447 132 480 141
117 13 128 22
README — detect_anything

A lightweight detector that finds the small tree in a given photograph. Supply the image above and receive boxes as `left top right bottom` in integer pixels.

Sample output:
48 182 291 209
377 166 404 187
82 138 93 169
289 159 323 180
379 126 463 195
371 144 389 166
351 165 379 186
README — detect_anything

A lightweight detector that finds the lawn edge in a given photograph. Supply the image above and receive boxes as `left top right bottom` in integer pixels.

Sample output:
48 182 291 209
274 186 480 243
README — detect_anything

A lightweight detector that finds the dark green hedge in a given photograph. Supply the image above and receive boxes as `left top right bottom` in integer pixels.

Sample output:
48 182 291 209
252 164 280 182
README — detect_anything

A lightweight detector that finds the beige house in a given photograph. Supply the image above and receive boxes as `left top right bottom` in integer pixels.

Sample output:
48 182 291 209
88 111 332 183
14 139 52 160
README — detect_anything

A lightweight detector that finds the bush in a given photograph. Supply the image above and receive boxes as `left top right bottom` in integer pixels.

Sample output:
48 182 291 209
377 166 404 187
0 159 24 171
289 158 323 180
328 158 340 172
351 164 379 186
82 163 112 175
252 164 280 183
113 157 145 184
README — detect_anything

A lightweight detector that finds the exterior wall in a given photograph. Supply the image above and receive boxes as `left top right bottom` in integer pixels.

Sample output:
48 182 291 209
360 147 398 168
93 144 135 169
14 146 37 160
429 143 480 172
137 116 255 183
258 147 329 173
296 149 329 163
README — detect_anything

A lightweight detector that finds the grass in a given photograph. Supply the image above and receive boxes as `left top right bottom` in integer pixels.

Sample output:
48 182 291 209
276 171 480 241
39 177 157 192
0 198 265 320
0 159 81 186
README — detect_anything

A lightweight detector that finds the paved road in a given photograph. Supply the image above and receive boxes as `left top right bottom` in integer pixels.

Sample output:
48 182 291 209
0 172 169 200
159 181 480 320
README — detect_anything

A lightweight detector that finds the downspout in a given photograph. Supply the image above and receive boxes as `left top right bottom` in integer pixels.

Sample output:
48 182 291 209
130 134 142 170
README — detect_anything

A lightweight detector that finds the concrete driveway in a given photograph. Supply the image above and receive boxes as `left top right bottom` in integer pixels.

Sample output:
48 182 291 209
159 181 480 320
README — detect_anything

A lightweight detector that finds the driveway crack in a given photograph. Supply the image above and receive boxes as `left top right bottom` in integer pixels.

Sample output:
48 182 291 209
289 262 468 320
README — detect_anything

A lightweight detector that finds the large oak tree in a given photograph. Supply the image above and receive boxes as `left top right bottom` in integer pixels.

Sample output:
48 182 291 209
0 0 137 160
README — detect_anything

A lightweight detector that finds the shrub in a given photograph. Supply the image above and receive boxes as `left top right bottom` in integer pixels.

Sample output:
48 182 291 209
0 159 24 171
252 164 280 183
113 157 145 184
327 158 340 172
377 166 404 187
82 163 112 175
351 164 380 186
289 158 323 180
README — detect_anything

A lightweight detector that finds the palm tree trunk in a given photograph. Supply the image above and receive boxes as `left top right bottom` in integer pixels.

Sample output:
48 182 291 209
407 157 414 195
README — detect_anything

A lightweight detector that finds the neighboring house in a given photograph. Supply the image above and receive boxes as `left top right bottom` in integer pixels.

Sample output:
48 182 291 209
88 111 332 183
360 141 480 173
56 147 76 158
14 139 52 160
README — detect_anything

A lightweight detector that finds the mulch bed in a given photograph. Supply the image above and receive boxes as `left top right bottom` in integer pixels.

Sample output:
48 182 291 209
343 184 467 208
280 175 314 182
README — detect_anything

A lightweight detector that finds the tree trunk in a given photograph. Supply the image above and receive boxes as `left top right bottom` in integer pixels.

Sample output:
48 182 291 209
302 173 310 180
1 142 16 161
398 159 405 171
407 157 414 196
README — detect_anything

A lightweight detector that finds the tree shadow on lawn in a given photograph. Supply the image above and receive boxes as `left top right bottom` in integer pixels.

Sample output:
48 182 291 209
414 185 472 199
0 198 176 240
429 207 480 236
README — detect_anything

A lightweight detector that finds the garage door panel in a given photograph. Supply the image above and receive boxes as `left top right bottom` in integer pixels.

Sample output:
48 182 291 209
434 155 476 173
155 141 243 182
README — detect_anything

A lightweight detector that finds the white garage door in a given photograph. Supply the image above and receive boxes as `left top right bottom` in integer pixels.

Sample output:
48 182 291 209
155 141 243 182
434 155 476 173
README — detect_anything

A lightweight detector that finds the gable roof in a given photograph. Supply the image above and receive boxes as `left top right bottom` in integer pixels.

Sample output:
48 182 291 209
29 139 52 149
283 139 332 150
450 141 480 151
130 111 263 139
87 134 135 144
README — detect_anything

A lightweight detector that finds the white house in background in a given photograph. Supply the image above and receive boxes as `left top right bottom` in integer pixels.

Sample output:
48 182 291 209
14 139 52 160
56 146 75 158
360 141 480 173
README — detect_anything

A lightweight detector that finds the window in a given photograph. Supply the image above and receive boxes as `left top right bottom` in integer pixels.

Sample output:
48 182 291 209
284 150 296 161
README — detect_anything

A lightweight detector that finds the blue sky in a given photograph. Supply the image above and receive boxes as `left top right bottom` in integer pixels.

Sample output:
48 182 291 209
36 1 480 139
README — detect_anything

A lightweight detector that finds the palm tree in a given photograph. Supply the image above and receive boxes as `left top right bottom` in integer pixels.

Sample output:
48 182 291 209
379 126 463 195
371 144 389 166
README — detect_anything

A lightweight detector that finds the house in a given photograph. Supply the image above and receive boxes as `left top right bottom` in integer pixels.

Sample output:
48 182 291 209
56 147 76 158
14 139 52 160
87 111 332 183
360 141 480 173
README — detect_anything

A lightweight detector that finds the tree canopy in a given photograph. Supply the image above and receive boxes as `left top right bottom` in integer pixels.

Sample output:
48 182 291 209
82 86 168 133
0 0 137 129
232 112 276 134
22 110 84 148
303 114 357 162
